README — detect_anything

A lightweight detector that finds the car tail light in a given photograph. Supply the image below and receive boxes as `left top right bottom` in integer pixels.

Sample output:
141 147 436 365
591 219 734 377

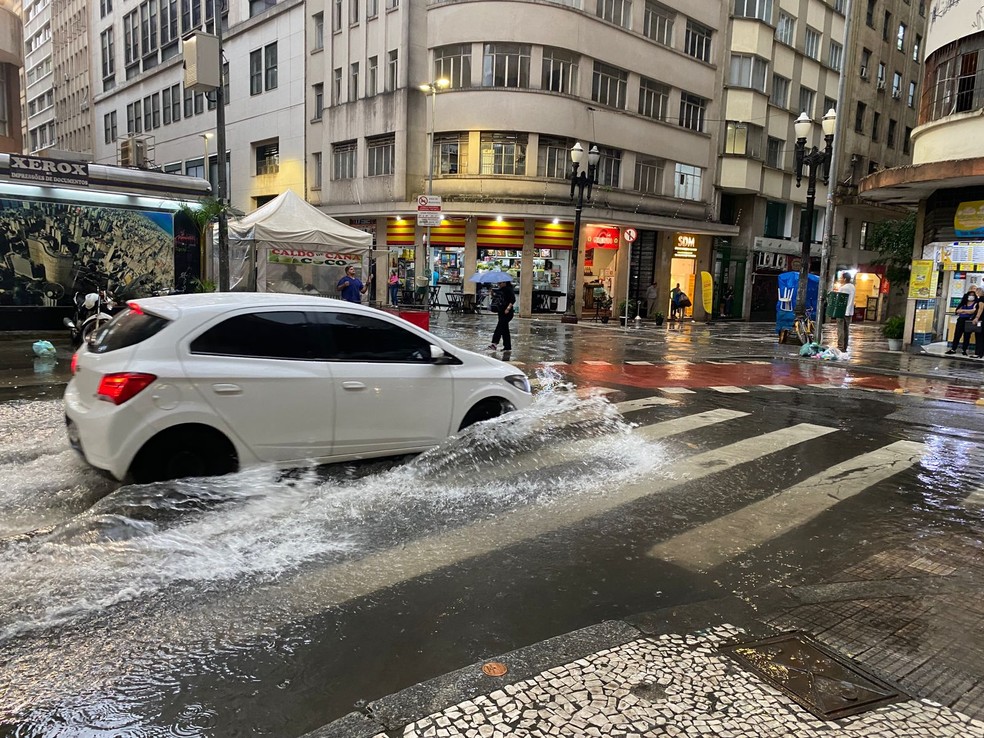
127 301 144 315
97 373 157 405
70 352 78 375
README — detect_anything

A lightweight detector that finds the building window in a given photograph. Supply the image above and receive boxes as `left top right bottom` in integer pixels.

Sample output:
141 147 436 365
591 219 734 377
100 0 113 18
350 62 359 100
597 0 632 27
249 0 277 17
332 68 342 104
834 0 844 13
871 111 880 141
264 43 278 90
386 0 398 8
482 43 530 88
185 158 205 179
256 141 279 174
367 134 395 176
127 100 141 134
829 41 843 71
766 136 783 168
685 20 712 62
480 132 527 175
250 49 262 95
436 44 472 88
387 49 398 91
123 11 139 67
775 12 794 45
595 146 621 187
183 85 193 117
169 82 181 121
592 61 627 107
770 74 789 107
143 95 153 130
634 155 664 194
897 22 906 52
877 62 886 89
865 0 874 26
887 118 897 148
435 132 469 174
734 0 772 23
151 92 161 128
678 92 706 131
100 29 115 80
332 140 357 179
350 0 360 24
103 111 118 144
312 151 323 189
913 34 921 62
638 77 669 120
313 83 324 119
674 162 702 200
368 56 378 95
907 80 916 107
313 12 324 50
537 136 572 179
882 11 891 41
860 47 871 79
542 47 578 94
892 71 902 98
798 86 815 116
724 122 762 158
332 0 341 31
644 0 673 45
804 27 820 60
367 0 377 17
163 86 172 124
903 126 912 154
918 0 925 15
729 54 767 92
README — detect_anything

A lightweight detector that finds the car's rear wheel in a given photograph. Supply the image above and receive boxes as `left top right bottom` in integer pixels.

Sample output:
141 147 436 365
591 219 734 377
130 426 238 483
458 398 515 432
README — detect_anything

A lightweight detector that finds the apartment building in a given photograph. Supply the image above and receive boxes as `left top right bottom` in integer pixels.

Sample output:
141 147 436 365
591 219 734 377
0 0 22 153
309 0 738 319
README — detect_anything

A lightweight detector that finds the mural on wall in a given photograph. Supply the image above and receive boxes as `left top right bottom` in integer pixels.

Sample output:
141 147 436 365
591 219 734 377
0 198 197 307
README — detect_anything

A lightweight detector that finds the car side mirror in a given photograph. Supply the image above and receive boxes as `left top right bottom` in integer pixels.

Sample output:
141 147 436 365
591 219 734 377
430 344 448 362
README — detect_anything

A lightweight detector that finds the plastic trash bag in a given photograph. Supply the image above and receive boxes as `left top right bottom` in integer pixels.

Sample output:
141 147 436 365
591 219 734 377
32 340 56 358
799 342 821 357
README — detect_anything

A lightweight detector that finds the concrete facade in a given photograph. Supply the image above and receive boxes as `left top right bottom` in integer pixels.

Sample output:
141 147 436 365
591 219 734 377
0 0 23 153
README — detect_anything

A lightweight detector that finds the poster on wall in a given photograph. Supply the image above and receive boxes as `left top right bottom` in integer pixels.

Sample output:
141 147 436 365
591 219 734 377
955 202 984 237
262 247 363 294
0 197 186 307
909 260 937 299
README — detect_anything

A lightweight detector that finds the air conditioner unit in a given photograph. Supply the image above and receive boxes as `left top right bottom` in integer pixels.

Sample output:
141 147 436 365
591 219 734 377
119 137 147 167
859 66 868 79
876 79 886 90
892 90 901 99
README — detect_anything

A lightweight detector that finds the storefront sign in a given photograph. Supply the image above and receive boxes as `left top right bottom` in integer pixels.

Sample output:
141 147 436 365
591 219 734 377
700 271 713 314
955 201 984 237
674 233 698 258
585 225 620 249
267 248 360 266
8 155 89 186
909 260 937 299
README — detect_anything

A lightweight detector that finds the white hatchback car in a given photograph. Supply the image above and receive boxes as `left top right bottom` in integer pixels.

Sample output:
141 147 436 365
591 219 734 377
64 293 533 482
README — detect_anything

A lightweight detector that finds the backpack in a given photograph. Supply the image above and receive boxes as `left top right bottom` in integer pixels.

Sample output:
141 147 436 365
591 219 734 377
490 290 505 313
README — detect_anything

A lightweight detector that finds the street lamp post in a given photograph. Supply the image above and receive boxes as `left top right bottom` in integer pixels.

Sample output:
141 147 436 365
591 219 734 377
562 142 600 324
792 108 836 328
418 78 449 311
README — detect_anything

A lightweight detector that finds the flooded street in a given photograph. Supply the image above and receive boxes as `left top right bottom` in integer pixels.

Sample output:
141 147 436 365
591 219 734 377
1 356 983 735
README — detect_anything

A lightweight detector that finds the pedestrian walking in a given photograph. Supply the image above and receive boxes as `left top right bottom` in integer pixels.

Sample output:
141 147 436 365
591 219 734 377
836 273 856 352
670 283 690 321
945 290 978 355
337 265 371 304
488 281 516 353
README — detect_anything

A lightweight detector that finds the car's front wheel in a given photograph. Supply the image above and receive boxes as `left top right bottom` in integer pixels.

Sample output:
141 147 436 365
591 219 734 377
130 425 238 483
458 398 515 432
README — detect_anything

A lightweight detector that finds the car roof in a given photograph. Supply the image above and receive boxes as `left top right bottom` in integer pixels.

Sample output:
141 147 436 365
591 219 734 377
130 292 370 321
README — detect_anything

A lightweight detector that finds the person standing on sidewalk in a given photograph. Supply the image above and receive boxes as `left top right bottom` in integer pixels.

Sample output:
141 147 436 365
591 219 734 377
836 273 856 352
946 291 978 355
488 281 516 353
645 281 659 318
337 266 371 304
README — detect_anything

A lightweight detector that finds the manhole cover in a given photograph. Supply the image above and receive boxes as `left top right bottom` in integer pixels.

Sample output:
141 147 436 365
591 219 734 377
481 662 508 677
719 632 907 720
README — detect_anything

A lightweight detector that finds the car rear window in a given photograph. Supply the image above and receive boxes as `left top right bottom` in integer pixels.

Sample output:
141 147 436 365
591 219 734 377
89 308 171 354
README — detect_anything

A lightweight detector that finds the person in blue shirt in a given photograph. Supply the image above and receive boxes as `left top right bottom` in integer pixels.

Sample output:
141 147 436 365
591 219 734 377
337 265 370 303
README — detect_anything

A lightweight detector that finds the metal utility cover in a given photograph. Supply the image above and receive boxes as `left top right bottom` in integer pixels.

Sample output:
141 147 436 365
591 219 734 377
719 632 907 720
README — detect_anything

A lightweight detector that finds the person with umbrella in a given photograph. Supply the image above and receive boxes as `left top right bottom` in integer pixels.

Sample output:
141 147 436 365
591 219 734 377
488 278 515 353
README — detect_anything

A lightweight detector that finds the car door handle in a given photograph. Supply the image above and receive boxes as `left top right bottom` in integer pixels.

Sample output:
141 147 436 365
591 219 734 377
342 381 366 391
212 383 243 395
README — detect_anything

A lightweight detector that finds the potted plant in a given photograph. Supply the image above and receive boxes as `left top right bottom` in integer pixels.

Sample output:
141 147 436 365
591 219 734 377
618 299 640 326
653 312 665 326
882 315 905 351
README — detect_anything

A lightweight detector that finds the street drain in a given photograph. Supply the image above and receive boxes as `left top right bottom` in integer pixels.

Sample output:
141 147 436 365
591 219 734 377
719 632 907 720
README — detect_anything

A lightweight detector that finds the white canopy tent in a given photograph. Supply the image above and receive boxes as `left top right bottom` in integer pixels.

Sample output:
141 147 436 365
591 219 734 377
226 189 373 294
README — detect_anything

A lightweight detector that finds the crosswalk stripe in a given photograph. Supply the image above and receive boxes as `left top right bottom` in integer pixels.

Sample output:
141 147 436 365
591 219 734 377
744 360 772 365
584 361 612 366
626 361 654 366
660 387 696 394
648 439 925 571
706 361 737 365
615 396 679 411
634 408 749 440
759 384 797 391
257 422 837 616
710 386 749 393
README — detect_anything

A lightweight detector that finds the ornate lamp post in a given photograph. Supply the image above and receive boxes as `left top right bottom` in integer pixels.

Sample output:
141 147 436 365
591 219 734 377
417 78 450 311
561 142 600 324
792 108 836 325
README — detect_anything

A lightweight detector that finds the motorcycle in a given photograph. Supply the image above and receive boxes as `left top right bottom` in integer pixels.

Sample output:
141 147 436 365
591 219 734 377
64 288 117 346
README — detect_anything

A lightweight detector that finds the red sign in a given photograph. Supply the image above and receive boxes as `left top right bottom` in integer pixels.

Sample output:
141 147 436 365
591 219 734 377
585 226 620 249
623 228 638 242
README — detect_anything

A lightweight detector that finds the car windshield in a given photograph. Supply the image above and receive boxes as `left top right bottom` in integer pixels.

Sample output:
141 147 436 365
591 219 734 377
89 308 170 354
